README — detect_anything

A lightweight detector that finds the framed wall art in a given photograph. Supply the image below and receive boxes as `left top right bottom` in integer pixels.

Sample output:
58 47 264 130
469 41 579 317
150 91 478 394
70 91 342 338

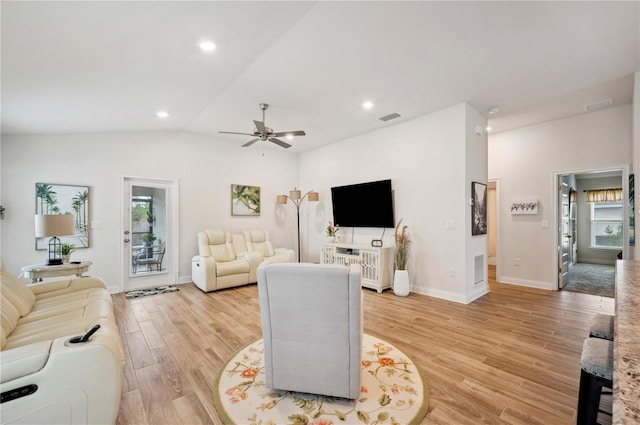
471 181 487 236
231 184 261 216
35 183 90 249
510 200 538 215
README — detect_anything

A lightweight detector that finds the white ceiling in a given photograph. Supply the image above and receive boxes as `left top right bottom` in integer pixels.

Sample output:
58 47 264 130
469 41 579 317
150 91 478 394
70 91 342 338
2 1 639 152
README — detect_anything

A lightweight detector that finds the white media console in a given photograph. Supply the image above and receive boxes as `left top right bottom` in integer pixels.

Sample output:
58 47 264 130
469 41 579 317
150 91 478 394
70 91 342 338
320 242 393 293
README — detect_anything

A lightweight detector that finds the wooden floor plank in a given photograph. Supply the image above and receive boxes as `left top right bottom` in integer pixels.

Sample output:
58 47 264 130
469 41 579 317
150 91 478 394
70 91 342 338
114 267 614 424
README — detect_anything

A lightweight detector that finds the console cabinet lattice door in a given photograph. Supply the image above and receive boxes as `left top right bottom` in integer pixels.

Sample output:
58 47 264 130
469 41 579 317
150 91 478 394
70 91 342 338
320 243 392 293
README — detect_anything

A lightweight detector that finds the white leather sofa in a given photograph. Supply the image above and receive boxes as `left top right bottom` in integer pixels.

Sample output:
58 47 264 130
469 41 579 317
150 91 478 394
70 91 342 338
0 258 125 425
243 230 295 263
192 229 294 292
257 262 362 399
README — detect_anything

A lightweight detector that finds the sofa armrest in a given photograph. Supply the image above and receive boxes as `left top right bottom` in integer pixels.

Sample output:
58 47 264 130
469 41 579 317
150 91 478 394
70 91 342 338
29 276 107 297
0 327 124 425
237 251 263 283
274 248 295 263
0 341 52 384
191 255 219 292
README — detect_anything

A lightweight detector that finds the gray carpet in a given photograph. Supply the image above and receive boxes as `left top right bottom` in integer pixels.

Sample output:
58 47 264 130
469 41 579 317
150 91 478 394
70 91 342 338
564 263 615 298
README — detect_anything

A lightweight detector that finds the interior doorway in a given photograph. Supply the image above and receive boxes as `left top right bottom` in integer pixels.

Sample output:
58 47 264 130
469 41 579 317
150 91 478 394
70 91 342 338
121 177 178 292
554 168 627 297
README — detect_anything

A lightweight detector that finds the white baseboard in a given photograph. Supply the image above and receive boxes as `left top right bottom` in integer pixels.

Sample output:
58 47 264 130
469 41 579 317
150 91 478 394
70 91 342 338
497 275 554 290
179 275 193 284
413 283 489 304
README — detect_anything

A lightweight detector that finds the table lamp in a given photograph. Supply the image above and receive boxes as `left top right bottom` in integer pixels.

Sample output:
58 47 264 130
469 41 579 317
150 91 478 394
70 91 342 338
35 214 75 265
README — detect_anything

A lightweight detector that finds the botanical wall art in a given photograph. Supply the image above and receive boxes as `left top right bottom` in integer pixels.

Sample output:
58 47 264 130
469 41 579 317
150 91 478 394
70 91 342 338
231 184 260 216
510 200 539 215
35 183 90 249
471 181 487 236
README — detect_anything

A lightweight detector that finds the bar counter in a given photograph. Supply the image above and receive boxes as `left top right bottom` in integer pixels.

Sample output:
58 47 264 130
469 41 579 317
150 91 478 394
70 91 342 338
613 260 640 424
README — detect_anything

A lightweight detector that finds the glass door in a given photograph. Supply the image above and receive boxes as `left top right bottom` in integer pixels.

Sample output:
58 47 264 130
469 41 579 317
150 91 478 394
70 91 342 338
122 177 177 291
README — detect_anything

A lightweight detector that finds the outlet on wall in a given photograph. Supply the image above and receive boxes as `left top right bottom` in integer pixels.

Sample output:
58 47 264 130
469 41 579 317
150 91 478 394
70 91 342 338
515 258 521 266
449 268 456 277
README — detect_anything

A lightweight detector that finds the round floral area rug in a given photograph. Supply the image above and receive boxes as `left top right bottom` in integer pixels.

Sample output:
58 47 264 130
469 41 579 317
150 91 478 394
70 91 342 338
213 333 429 425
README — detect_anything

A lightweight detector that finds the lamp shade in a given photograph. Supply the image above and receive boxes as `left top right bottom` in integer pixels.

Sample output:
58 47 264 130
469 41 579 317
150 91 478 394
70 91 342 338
289 189 302 200
307 191 319 202
276 195 288 205
35 214 75 237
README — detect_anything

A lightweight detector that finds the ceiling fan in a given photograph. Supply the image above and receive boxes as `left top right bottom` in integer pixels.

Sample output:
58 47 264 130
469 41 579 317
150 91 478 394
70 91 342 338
219 103 306 149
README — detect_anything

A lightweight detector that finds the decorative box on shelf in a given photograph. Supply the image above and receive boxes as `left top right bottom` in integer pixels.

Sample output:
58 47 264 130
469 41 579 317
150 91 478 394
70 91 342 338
321 242 392 293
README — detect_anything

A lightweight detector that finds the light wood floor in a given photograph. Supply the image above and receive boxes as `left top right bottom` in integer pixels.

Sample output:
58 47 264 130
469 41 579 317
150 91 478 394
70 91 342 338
114 266 615 424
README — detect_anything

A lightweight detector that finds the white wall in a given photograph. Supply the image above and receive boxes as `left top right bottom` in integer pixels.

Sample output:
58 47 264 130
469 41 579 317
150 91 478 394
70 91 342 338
299 102 488 303
489 104 633 289
1 131 299 292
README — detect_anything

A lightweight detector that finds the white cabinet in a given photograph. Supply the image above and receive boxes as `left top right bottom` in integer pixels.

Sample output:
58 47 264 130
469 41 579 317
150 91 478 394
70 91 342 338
321 243 392 293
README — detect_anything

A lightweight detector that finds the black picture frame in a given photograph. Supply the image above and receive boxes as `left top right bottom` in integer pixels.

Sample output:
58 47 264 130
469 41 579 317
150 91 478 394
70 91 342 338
471 181 487 236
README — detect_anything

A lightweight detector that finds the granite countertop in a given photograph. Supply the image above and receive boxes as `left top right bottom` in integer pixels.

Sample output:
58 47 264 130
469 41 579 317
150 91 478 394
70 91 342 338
613 260 640 424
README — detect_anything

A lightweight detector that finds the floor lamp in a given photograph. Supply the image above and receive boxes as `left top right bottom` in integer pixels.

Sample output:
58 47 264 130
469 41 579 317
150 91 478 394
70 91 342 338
277 189 319 262
35 214 75 265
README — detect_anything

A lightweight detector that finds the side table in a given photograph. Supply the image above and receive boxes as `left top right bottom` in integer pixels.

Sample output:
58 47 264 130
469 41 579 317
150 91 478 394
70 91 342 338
21 261 92 283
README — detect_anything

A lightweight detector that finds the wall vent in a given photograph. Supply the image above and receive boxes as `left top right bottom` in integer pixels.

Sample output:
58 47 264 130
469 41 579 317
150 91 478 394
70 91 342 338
378 112 401 122
585 99 613 112
474 255 484 285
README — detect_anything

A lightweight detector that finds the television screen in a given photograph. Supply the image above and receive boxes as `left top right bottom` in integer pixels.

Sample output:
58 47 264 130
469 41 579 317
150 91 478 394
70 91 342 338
331 179 394 228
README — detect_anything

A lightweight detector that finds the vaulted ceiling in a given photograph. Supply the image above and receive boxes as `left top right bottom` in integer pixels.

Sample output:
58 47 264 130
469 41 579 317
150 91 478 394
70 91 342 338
2 1 638 152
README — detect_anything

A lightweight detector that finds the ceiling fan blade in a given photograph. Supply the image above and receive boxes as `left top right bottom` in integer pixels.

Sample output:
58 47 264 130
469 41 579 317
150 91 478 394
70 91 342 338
271 130 306 137
269 137 291 149
241 138 260 147
219 131 256 136
253 120 267 134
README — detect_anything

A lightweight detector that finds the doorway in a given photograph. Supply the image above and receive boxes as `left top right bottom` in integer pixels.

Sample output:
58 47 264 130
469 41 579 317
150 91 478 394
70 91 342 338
554 168 627 296
122 177 178 292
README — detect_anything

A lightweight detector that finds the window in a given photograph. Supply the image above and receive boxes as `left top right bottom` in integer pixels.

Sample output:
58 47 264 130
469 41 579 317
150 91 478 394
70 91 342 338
591 202 623 248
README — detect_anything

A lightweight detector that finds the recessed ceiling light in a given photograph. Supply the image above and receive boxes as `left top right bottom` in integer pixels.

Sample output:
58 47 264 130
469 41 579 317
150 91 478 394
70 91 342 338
485 125 492 132
156 110 169 119
286 134 294 141
199 40 216 52
362 101 374 110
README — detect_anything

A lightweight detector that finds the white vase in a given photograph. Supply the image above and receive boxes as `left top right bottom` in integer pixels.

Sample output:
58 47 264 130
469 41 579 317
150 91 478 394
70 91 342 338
324 236 335 243
62 255 71 264
393 270 410 296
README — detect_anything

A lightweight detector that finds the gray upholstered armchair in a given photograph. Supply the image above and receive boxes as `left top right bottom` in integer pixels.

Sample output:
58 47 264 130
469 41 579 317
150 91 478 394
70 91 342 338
257 262 362 399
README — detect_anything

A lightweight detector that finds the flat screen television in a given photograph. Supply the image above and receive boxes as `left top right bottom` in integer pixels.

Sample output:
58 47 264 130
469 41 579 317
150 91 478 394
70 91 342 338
331 179 394 228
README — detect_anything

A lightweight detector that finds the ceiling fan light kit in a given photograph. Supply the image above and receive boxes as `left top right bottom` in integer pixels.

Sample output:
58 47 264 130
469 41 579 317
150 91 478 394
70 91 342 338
219 103 306 149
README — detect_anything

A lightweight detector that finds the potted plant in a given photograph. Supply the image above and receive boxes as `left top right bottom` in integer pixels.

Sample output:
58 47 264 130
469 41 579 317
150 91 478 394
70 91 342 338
325 221 340 242
60 243 75 263
141 232 157 258
141 232 156 246
393 219 411 296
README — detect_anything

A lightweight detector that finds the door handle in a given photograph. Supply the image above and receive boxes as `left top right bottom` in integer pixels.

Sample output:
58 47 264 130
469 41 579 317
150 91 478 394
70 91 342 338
124 239 130 243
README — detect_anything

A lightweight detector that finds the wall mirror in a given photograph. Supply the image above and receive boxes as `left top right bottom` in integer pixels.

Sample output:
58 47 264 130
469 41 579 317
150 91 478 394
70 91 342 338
35 183 90 250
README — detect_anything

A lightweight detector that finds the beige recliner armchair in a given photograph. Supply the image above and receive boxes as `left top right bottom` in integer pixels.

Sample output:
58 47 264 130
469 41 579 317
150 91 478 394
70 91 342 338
191 229 261 292
257 262 362 399
243 230 295 263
